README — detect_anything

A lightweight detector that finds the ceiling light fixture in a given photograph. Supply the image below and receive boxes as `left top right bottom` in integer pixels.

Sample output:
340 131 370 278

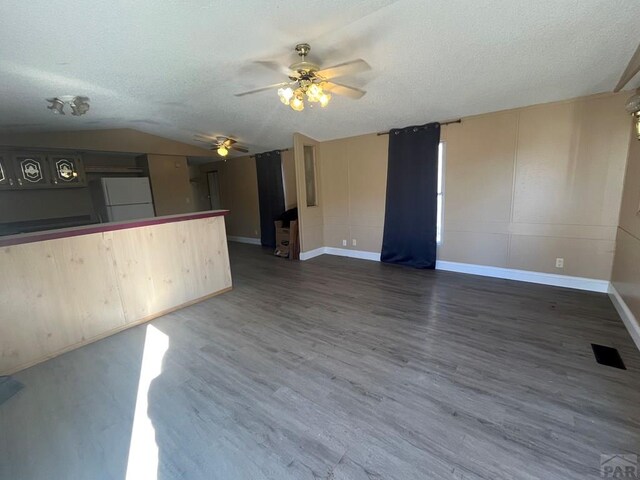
625 93 640 140
46 98 65 115
278 87 293 104
193 135 249 158
46 96 90 116
70 96 90 116
277 80 331 111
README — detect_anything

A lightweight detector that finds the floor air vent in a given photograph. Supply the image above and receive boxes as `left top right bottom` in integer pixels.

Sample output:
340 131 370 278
591 344 626 370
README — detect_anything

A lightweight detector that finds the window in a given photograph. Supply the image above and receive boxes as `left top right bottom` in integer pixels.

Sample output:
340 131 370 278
436 142 445 244
303 145 318 207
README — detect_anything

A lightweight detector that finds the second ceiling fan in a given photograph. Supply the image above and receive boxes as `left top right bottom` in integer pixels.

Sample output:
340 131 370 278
194 135 248 157
235 43 370 111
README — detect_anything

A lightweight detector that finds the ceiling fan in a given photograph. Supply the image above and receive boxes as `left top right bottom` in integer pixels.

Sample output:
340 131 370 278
614 42 640 140
194 135 249 157
235 43 370 111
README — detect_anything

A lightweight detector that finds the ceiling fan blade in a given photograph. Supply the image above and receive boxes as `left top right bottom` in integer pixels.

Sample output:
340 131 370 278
255 61 297 78
235 82 293 97
323 81 366 99
194 134 217 141
615 43 640 92
316 59 370 80
232 145 249 153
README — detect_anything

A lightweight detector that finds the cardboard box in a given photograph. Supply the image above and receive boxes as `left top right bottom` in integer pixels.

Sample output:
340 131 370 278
274 220 299 259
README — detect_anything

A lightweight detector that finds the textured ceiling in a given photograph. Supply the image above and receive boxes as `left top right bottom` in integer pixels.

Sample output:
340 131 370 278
1 0 639 155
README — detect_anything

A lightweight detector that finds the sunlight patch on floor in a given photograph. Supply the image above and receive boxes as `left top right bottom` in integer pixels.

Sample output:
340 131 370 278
125 325 169 480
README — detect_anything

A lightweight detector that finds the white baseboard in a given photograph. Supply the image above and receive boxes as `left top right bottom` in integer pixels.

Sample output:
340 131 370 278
608 284 640 352
227 236 261 245
299 247 326 260
301 249 609 293
435 260 609 293
300 247 380 261
324 247 380 261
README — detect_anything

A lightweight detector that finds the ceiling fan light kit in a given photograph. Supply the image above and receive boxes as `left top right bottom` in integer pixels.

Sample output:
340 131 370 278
614 42 640 140
625 93 640 140
46 98 66 115
236 43 369 111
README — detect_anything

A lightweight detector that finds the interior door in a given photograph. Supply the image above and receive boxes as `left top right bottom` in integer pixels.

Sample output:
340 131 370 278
207 171 222 210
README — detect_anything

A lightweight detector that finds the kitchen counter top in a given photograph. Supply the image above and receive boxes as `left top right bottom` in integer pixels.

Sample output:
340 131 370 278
0 210 229 248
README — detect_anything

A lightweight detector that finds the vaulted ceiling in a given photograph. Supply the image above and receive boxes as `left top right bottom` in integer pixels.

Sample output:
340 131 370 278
1 0 639 155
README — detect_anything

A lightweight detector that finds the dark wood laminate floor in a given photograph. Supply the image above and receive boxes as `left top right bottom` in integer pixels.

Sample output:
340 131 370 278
2 242 640 479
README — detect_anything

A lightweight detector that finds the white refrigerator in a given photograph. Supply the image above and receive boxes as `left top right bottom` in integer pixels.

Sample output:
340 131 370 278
92 177 155 222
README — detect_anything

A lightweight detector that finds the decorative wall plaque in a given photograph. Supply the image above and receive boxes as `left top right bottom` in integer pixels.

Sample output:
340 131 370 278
20 158 43 183
55 158 77 181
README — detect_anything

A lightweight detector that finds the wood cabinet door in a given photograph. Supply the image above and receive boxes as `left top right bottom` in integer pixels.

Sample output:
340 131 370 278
12 153 50 188
48 154 86 187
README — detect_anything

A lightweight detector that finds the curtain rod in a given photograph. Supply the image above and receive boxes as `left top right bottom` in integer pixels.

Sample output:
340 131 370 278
249 147 290 159
376 119 462 136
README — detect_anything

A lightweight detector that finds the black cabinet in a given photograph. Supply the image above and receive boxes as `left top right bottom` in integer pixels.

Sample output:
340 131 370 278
0 154 15 189
0 152 87 189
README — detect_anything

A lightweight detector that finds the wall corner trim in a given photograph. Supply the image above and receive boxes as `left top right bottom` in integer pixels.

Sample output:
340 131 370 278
227 236 262 245
435 260 610 293
299 247 327 260
608 284 640 352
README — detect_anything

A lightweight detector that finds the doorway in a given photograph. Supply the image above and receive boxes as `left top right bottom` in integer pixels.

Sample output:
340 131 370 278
207 171 222 210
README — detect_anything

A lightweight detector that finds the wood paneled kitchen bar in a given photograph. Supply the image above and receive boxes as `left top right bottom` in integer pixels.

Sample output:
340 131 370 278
0 210 232 375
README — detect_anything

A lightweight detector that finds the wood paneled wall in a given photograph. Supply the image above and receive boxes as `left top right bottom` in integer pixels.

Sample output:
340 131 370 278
318 133 388 253
139 154 195 216
612 120 640 321
0 215 232 374
311 92 631 280
439 92 629 279
197 149 296 240
201 157 261 239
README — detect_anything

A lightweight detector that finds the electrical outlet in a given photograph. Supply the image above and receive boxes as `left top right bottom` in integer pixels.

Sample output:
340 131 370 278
555 258 564 268
352 239 357 247
342 239 347 247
